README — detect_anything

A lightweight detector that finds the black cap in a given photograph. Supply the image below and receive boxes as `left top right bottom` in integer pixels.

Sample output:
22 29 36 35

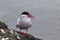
21 11 30 15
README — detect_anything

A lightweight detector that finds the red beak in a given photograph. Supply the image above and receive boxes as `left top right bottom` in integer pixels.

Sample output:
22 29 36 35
28 14 34 18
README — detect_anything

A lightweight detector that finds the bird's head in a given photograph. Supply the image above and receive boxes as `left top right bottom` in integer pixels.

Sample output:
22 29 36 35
21 11 34 18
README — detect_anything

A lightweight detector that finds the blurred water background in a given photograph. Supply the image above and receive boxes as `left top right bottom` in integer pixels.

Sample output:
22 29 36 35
0 0 60 40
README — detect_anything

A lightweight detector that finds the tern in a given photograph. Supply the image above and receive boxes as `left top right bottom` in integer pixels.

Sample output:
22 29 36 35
16 11 34 36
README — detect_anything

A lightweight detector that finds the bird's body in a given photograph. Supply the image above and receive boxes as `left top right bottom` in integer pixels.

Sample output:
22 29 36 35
16 15 32 29
16 11 34 36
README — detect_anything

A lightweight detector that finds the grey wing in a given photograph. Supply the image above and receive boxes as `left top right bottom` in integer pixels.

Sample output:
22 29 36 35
16 17 21 28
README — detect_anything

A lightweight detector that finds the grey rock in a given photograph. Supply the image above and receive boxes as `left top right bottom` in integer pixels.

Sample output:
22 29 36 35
0 21 8 29
0 21 42 40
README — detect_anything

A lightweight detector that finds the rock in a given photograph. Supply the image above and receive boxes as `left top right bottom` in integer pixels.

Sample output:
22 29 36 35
0 29 19 40
0 21 8 29
0 21 42 40
17 32 42 40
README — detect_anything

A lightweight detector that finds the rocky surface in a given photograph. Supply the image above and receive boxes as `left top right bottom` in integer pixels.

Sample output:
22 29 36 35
0 21 42 40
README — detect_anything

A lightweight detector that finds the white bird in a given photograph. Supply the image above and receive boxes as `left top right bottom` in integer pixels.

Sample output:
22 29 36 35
16 11 34 35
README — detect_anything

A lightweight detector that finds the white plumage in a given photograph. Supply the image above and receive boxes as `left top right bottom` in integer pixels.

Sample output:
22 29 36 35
16 15 32 29
16 11 34 34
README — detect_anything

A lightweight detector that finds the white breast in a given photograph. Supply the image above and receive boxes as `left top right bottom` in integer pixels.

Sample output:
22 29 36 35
17 15 32 27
